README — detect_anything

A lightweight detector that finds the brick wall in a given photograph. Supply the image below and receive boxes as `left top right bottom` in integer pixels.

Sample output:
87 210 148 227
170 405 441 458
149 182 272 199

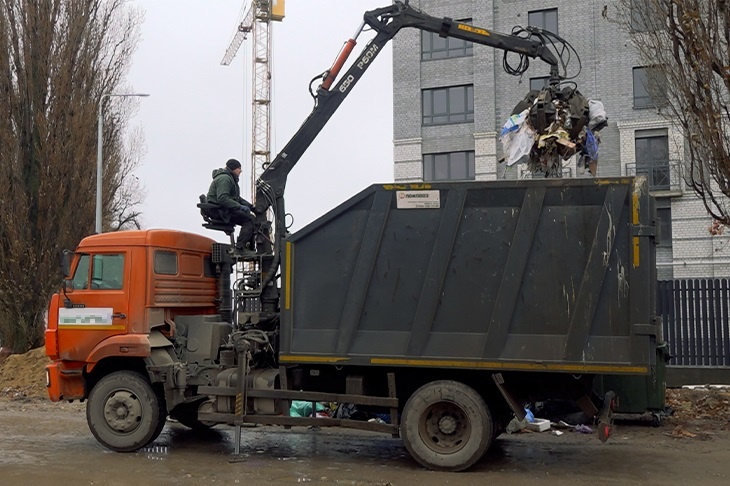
392 0 730 277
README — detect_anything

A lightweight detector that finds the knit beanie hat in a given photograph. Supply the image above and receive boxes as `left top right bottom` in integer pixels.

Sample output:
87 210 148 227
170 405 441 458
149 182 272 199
226 158 242 170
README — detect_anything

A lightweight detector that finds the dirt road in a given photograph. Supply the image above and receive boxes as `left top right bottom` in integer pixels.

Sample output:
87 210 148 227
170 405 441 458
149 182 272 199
1 398 728 486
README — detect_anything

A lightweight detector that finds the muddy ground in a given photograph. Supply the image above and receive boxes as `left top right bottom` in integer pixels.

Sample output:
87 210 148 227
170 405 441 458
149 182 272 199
1 350 730 485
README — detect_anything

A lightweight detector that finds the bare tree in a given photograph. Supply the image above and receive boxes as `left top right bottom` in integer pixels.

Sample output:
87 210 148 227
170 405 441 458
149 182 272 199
613 0 730 225
0 0 143 352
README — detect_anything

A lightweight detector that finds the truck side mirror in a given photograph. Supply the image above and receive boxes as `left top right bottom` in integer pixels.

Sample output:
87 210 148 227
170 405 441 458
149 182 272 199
61 250 73 279
63 278 75 294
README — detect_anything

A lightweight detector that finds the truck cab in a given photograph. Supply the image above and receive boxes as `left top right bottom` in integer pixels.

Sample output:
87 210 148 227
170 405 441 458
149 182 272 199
45 229 220 402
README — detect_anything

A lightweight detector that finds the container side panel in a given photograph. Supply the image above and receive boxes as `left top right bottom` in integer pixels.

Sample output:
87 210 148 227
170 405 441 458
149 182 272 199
430 193 522 334
355 198 441 332
285 179 656 371
289 195 373 332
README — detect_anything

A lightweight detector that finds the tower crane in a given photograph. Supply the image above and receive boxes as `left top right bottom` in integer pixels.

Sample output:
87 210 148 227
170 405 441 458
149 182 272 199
221 1 285 200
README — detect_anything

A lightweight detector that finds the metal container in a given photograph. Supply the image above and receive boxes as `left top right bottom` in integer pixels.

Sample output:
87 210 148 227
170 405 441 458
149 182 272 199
280 177 658 375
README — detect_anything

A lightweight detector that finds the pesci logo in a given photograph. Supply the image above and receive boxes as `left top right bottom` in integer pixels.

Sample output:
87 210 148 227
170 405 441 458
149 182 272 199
357 44 380 70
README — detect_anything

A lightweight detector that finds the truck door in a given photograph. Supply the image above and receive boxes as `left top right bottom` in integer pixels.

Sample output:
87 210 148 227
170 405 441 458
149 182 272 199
57 252 130 362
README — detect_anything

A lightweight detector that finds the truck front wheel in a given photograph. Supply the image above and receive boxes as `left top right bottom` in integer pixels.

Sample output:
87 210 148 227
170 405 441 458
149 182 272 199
401 380 493 471
86 370 163 452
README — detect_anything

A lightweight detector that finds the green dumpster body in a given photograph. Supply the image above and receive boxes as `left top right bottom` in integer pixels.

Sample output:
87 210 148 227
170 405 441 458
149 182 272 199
594 342 670 414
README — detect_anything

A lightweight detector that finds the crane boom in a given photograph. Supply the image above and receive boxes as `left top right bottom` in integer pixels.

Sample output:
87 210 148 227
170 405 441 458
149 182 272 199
254 1 559 223
221 2 255 66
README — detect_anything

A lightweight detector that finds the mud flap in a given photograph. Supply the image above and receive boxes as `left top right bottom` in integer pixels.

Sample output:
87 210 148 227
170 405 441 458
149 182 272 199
597 391 616 443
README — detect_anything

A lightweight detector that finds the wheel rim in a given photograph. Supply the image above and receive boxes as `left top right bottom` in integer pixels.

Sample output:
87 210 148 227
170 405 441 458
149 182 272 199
418 401 471 454
103 390 144 434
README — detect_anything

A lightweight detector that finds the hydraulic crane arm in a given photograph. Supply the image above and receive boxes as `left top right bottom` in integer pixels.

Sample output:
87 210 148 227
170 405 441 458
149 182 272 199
254 0 561 252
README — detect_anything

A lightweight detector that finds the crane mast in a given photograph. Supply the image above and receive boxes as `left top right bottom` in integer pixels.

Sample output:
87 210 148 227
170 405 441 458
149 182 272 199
222 1 282 200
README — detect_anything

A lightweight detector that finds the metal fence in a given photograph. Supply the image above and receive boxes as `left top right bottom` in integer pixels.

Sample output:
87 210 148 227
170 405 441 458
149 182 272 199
657 279 730 366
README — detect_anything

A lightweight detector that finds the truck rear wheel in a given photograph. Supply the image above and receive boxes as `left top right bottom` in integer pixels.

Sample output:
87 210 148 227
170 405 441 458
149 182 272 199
86 371 163 452
401 380 493 471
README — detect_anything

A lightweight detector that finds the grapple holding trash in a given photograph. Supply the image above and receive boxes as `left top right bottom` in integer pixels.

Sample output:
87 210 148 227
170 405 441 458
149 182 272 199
501 84 608 177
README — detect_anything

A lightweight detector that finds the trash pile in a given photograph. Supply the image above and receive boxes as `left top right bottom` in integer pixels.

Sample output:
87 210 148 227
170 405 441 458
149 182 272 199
505 405 595 437
666 386 730 424
289 400 390 424
500 85 607 178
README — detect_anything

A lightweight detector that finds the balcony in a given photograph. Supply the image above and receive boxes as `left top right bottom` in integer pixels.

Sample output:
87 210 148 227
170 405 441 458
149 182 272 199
625 160 683 195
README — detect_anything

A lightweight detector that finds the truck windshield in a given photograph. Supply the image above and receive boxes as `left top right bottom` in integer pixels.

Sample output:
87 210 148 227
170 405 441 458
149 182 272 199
71 253 125 290
71 254 90 290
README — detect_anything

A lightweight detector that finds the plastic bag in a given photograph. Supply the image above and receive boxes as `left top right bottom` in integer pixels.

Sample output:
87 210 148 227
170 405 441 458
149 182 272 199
585 127 599 160
588 100 607 130
501 122 537 166
289 400 326 418
524 408 536 423
500 109 530 137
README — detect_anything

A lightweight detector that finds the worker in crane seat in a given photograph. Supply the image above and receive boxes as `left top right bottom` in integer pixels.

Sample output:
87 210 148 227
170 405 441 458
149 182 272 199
206 158 255 253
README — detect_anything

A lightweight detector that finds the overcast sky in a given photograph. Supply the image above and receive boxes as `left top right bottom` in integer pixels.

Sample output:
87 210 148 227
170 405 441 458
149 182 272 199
126 0 394 236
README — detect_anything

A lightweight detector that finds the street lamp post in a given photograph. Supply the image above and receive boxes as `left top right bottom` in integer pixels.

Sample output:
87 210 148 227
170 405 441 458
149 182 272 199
96 93 150 233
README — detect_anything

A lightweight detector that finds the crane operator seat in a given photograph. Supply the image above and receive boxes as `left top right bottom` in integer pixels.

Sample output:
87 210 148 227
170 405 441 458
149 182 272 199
197 194 236 246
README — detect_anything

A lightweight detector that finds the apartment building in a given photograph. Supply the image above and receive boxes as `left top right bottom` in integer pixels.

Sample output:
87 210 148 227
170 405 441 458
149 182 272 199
392 0 730 279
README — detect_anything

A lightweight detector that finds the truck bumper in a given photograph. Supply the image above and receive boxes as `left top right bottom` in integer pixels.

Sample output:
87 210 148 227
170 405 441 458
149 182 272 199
45 362 85 402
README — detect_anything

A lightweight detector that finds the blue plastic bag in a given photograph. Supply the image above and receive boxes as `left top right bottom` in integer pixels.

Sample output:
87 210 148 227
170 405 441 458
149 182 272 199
524 408 535 423
585 128 599 161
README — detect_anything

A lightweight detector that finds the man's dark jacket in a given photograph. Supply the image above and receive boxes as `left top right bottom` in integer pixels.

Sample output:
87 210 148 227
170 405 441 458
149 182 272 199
206 168 252 222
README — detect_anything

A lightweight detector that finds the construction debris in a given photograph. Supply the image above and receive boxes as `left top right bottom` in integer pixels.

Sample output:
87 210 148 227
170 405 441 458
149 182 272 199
668 425 698 439
666 387 730 423
0 347 50 400
500 85 608 178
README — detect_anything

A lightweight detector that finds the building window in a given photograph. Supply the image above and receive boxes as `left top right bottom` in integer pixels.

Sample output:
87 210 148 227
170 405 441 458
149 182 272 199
633 66 667 108
422 85 474 125
528 8 558 34
630 0 663 32
529 76 550 91
423 151 475 181
656 200 672 248
422 20 473 60
635 129 670 191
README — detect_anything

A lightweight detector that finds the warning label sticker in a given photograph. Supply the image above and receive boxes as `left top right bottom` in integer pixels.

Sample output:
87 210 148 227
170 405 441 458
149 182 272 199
396 190 441 209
